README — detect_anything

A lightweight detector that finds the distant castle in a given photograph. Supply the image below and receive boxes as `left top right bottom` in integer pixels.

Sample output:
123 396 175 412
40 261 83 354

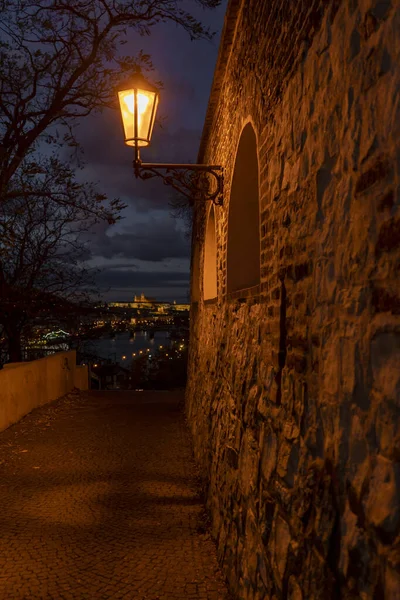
108 294 189 312
133 293 155 303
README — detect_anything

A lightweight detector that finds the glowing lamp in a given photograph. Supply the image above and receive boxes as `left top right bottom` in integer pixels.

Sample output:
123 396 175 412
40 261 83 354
118 73 159 149
116 71 223 205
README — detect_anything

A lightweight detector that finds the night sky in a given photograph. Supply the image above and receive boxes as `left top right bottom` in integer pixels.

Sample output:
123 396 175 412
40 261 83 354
78 1 227 303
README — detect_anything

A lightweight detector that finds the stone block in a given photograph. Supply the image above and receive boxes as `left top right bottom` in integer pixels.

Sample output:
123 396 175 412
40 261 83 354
260 430 277 484
370 331 400 401
363 455 400 537
272 515 291 580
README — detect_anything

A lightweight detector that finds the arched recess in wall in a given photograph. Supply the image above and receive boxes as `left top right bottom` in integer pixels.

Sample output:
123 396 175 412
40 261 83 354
227 122 260 294
203 205 218 300
191 241 200 303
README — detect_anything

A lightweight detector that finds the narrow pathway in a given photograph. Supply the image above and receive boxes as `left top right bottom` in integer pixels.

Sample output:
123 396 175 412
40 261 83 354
0 391 230 600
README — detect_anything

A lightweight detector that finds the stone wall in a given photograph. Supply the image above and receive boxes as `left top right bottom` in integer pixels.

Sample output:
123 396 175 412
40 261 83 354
0 351 88 432
186 0 400 598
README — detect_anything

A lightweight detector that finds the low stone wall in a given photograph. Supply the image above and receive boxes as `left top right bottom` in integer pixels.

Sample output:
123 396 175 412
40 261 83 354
74 365 89 391
0 351 88 433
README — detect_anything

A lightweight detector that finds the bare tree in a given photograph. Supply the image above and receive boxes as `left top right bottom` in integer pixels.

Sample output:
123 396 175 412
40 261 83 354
0 0 221 362
169 192 193 239
0 166 106 361
0 0 221 208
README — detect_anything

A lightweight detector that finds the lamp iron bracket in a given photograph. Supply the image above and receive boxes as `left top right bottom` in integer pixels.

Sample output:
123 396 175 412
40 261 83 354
133 158 223 206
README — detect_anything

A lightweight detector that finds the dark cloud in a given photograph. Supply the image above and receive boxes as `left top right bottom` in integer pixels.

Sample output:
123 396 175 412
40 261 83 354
95 268 189 290
92 214 190 262
75 110 202 211
68 1 227 300
95 267 190 302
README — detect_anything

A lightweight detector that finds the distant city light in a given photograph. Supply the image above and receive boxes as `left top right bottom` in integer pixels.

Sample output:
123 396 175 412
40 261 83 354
122 355 126 359
43 329 70 340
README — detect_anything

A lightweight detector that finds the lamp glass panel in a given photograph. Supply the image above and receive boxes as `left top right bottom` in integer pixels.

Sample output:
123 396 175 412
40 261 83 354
118 89 135 145
118 88 157 147
148 94 159 142
136 89 157 146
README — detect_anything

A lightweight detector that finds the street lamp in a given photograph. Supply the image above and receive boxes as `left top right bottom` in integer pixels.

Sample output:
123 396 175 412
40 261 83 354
118 72 158 149
117 72 223 205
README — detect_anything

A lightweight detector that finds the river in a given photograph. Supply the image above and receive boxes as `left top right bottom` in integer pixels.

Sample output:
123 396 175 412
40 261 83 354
83 331 171 366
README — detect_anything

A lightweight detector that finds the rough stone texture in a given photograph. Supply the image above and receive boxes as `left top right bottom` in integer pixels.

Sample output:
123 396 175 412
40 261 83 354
187 1 400 598
0 390 230 600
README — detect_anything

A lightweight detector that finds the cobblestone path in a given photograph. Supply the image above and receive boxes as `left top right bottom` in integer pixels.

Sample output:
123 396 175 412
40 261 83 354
0 391 230 600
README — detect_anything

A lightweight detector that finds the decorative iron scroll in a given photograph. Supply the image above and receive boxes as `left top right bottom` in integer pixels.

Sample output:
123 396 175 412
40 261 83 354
133 160 224 206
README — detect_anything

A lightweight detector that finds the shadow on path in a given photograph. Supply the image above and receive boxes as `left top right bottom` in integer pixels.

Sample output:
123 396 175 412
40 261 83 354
0 390 230 600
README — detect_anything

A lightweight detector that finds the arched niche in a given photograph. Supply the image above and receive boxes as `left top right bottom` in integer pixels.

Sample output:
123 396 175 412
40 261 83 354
227 122 260 294
203 205 217 300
